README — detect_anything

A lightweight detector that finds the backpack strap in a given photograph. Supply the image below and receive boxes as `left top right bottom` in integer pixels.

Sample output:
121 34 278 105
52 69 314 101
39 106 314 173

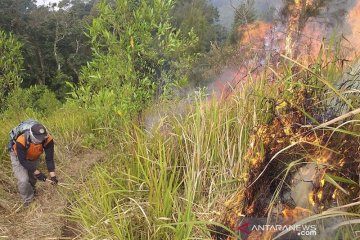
24 131 31 149
15 134 27 149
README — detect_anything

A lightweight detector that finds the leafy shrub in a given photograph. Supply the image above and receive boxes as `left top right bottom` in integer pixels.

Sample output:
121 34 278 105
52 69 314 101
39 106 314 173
0 30 23 110
5 85 61 116
77 0 198 122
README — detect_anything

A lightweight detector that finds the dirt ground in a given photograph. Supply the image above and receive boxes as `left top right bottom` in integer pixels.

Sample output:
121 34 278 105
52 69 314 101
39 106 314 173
0 148 104 240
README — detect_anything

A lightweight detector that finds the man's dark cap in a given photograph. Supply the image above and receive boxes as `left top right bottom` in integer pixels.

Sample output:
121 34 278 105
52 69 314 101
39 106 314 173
31 124 47 142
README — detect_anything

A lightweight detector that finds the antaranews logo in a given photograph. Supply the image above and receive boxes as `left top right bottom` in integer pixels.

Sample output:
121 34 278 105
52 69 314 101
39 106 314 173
237 222 251 235
236 218 318 238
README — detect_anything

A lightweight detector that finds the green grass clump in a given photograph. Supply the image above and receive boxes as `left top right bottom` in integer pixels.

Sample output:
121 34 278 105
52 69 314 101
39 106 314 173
65 72 282 239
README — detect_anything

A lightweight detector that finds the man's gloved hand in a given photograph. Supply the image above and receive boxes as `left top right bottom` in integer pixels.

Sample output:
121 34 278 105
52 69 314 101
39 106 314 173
34 172 47 182
50 176 58 185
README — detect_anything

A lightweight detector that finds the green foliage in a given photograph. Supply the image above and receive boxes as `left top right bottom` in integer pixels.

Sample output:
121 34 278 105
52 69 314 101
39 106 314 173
171 0 228 86
0 0 36 34
0 30 23 110
172 0 226 53
5 85 61 116
229 0 257 44
43 101 96 149
50 71 73 101
66 82 133 127
79 0 198 120
0 0 96 99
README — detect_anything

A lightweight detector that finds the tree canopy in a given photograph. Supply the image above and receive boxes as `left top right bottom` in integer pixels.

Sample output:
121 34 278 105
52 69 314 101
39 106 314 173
0 0 97 100
0 0 227 103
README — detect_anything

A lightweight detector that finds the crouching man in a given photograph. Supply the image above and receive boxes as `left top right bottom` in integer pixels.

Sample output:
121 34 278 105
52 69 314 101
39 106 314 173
9 122 58 206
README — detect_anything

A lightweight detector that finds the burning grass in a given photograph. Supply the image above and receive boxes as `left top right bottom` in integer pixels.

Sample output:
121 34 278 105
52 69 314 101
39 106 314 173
210 57 360 239
61 50 359 239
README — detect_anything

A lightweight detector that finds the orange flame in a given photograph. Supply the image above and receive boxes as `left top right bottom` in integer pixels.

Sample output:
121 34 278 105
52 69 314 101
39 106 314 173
282 206 313 224
240 21 272 46
213 0 360 100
